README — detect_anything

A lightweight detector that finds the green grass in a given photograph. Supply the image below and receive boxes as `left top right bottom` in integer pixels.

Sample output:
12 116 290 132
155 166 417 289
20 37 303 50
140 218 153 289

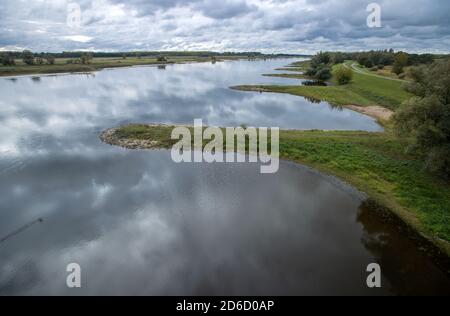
115 124 179 148
233 84 378 107
112 124 450 250
287 60 310 70
338 64 411 110
242 62 411 111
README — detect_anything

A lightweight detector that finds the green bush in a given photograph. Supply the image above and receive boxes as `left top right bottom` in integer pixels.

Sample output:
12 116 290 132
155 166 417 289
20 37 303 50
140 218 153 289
45 54 55 65
315 67 332 81
0 52 15 66
394 58 450 179
21 50 35 65
306 52 332 80
334 66 354 85
392 52 408 75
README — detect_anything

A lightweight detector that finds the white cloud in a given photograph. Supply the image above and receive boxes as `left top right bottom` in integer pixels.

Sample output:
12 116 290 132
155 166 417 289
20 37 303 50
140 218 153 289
0 0 449 53
62 35 93 43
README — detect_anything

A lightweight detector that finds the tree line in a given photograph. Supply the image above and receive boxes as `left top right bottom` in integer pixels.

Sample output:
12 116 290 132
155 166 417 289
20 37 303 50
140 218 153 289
0 50 56 66
0 50 305 64
305 50 443 82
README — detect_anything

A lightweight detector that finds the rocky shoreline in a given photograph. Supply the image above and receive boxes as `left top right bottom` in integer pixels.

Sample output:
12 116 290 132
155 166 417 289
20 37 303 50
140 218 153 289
100 127 161 150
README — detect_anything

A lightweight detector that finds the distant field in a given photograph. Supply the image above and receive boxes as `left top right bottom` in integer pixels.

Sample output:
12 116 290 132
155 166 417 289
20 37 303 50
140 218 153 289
0 55 246 76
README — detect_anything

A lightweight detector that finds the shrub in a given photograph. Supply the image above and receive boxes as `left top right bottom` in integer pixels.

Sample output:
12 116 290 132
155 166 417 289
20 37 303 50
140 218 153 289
21 50 35 65
392 52 408 75
334 66 353 85
315 67 332 81
394 58 450 179
45 54 55 65
0 52 15 66
80 52 93 64
157 56 168 62
306 52 332 80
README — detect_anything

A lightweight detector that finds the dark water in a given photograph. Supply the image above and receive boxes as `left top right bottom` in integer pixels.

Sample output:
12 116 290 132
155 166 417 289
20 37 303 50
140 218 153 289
0 59 449 295
302 80 329 86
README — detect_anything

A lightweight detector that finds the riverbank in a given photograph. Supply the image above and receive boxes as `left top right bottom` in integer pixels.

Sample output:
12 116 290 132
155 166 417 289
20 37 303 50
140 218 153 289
0 55 258 77
100 124 450 268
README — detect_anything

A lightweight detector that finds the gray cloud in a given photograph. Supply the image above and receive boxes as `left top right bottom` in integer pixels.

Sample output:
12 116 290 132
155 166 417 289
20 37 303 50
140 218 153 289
0 0 449 54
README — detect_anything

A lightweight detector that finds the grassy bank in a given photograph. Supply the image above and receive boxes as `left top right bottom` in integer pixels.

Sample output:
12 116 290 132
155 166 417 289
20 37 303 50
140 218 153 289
246 61 411 111
103 124 450 258
0 56 243 77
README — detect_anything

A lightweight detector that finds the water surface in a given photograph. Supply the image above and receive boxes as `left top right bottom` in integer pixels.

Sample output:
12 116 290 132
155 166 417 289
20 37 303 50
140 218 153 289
0 59 382 131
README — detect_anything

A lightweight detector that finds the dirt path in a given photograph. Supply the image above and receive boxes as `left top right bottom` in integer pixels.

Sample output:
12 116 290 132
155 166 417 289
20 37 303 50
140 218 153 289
345 62 407 83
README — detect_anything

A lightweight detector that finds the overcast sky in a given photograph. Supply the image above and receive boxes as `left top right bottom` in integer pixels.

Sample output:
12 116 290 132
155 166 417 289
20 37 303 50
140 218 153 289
0 0 449 54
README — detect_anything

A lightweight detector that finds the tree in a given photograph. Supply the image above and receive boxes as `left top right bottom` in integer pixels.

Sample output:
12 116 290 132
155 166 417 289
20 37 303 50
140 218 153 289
357 54 373 68
45 54 55 65
122 54 127 60
331 52 345 65
157 56 168 62
392 52 408 75
393 58 450 178
312 51 331 65
36 57 44 65
306 51 332 81
315 66 332 81
22 50 35 65
334 66 353 85
80 52 93 64
0 52 15 66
